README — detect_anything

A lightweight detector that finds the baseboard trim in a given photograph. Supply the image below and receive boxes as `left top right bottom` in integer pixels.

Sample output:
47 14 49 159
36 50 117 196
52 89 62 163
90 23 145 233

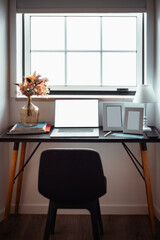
10 203 149 215
0 204 158 221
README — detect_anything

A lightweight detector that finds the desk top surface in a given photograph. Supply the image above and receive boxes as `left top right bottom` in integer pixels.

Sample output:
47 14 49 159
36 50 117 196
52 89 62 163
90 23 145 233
0 126 160 143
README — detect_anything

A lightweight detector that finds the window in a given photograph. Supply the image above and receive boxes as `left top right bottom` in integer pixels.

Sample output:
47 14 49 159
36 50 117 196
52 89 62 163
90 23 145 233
17 13 143 94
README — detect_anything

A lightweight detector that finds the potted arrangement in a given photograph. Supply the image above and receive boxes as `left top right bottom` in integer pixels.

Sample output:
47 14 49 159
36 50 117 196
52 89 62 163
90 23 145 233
15 72 49 126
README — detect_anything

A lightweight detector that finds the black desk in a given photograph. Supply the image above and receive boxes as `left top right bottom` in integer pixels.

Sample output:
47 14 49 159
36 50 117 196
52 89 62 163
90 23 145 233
0 127 160 236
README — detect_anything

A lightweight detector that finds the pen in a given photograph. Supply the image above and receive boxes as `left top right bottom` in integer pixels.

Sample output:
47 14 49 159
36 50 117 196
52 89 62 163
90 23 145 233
104 131 112 137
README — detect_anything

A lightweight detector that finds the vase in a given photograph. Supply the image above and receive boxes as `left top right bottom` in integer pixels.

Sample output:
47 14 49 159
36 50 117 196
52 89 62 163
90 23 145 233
20 97 39 126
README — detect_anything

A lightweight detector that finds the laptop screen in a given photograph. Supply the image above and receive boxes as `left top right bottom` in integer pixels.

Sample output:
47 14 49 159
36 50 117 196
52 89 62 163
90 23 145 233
54 99 99 128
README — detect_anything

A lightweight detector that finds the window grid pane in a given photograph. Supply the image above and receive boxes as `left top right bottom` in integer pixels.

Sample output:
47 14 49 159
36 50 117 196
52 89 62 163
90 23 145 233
102 52 136 86
31 52 65 86
67 52 101 86
67 17 100 50
31 16 65 50
102 16 137 51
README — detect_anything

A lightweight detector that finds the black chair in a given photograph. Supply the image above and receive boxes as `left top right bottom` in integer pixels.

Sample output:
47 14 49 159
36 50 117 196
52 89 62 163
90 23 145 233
38 148 107 240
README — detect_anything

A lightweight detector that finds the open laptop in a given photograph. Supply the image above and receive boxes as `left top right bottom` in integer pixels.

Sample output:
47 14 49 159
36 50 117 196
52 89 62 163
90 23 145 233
50 99 99 137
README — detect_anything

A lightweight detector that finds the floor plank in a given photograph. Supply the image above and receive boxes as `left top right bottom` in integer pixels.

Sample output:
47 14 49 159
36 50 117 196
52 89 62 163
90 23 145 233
0 214 160 240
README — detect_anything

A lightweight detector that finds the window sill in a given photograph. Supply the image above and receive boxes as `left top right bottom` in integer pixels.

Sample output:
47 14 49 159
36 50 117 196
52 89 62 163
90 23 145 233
15 95 134 102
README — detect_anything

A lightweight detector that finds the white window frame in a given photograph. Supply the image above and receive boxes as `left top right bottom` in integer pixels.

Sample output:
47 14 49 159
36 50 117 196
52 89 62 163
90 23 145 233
17 13 143 94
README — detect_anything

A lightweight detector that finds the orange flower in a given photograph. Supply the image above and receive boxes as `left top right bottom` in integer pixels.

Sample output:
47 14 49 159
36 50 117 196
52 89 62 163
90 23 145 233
15 71 50 97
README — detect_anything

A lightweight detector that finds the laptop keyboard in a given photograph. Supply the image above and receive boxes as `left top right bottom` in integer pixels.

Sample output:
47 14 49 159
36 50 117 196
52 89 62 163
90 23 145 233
58 128 94 133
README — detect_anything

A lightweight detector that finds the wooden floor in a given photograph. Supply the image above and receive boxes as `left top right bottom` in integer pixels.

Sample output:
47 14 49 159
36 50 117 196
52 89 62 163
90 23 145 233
0 214 160 240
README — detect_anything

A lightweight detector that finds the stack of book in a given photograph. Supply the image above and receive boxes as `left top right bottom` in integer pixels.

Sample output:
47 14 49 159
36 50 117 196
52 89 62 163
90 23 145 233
8 122 51 134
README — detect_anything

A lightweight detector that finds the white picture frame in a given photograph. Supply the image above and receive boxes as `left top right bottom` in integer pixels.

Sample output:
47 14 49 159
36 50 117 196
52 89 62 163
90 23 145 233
102 103 124 131
123 107 144 134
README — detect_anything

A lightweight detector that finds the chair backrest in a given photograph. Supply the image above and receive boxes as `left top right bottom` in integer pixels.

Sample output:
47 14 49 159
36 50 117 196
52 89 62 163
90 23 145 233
38 148 106 202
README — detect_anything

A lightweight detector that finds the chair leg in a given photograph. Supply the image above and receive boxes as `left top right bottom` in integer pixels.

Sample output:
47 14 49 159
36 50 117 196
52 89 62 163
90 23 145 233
88 202 101 240
50 208 57 234
96 199 104 235
43 200 56 240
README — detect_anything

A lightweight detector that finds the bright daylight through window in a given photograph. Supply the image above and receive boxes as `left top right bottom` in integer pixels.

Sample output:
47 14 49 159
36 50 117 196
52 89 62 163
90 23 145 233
16 13 143 94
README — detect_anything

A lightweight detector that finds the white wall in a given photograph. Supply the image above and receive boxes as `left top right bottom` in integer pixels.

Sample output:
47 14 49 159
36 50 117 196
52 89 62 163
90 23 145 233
0 0 9 221
154 0 160 220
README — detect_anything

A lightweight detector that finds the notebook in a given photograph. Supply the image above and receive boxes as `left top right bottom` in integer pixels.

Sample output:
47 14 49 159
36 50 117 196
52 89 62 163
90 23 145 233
50 99 99 137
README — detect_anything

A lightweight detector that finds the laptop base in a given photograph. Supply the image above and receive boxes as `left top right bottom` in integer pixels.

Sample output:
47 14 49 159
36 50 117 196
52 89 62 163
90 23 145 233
50 128 99 138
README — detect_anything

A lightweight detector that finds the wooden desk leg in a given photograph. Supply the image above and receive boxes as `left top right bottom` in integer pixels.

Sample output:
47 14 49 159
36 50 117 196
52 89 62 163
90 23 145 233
140 142 156 237
15 142 27 215
3 142 19 232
